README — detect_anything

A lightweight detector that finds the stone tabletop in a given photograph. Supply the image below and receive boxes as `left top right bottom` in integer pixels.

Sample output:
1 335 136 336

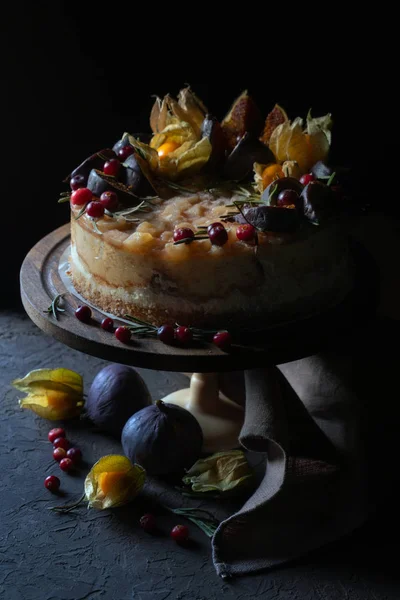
1 308 400 600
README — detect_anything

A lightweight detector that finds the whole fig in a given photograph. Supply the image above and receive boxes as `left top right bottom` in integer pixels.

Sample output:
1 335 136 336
122 400 203 476
86 365 152 437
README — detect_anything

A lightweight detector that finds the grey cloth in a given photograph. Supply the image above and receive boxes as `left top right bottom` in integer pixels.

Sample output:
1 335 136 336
143 319 394 578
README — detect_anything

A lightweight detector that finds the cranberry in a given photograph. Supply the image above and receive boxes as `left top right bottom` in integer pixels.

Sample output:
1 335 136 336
213 331 232 351
170 524 189 543
174 325 193 345
277 189 299 207
99 191 119 211
139 513 157 532
71 187 92 206
101 317 114 332
207 222 224 233
300 173 315 186
103 158 120 177
53 437 70 451
75 305 92 323
173 227 195 243
70 174 86 191
53 447 67 462
157 324 175 345
118 145 135 161
48 427 66 443
66 447 82 464
208 224 228 246
236 224 256 242
115 326 131 343
86 201 105 218
59 457 74 472
44 475 60 492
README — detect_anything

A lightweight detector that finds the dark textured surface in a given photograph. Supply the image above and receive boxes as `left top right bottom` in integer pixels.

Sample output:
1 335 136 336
1 309 400 600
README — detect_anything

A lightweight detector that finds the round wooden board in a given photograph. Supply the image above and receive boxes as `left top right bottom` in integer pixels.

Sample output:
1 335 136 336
20 223 379 373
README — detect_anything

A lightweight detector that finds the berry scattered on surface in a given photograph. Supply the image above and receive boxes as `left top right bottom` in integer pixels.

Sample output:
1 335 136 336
59 458 74 472
66 447 82 464
157 324 175 345
174 326 193 345
236 224 256 242
86 201 105 218
75 305 92 323
53 437 70 451
101 317 114 332
53 447 67 462
276 189 299 207
99 191 119 211
103 158 120 177
213 331 232 351
208 223 228 246
70 175 86 191
115 326 131 343
170 524 189 543
139 513 157 532
299 173 315 186
173 228 195 243
44 475 60 492
71 187 93 206
48 428 66 443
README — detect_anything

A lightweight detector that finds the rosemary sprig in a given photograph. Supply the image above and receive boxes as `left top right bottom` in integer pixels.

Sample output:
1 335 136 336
173 235 209 246
163 505 220 538
43 293 65 320
74 203 89 220
58 192 71 204
326 172 337 186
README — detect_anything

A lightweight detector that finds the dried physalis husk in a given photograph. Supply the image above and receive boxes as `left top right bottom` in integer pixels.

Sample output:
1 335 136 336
12 368 84 420
84 455 146 510
182 450 253 494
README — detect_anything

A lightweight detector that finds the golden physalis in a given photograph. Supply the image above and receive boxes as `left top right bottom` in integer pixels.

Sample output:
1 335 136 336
11 368 84 421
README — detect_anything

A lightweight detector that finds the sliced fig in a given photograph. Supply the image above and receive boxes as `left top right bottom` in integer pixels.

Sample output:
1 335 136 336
65 148 116 184
87 169 142 206
261 176 304 205
260 104 289 145
234 205 300 233
200 114 228 170
301 180 335 225
221 90 264 151
223 132 275 181
122 153 155 197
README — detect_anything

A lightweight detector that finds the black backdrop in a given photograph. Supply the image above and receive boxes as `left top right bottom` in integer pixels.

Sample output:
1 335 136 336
3 5 391 308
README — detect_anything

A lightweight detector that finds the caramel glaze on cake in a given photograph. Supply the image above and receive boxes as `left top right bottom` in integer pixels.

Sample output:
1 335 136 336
69 191 353 330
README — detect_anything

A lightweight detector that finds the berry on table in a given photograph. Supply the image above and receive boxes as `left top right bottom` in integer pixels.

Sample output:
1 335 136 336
86 201 105 218
173 228 195 244
101 317 114 332
53 447 67 462
213 331 232 351
174 326 193 345
139 513 157 532
75 305 92 323
157 324 175 345
208 223 228 246
59 457 74 472
99 191 119 211
300 173 315 186
70 174 86 191
44 475 60 492
53 437 70 451
48 427 66 443
115 326 131 343
103 159 120 177
170 524 189 543
66 447 82 464
276 189 299 207
71 187 93 206
236 224 256 242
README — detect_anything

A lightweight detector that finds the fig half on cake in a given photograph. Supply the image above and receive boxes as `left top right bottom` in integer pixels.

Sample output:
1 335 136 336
64 148 117 185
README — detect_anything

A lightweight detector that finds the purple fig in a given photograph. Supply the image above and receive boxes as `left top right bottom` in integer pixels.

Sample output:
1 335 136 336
234 205 300 233
65 148 116 184
261 177 304 206
223 132 275 181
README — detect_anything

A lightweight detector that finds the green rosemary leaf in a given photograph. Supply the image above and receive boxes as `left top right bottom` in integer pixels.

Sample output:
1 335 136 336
327 172 336 186
58 196 71 204
92 220 103 235
74 204 89 220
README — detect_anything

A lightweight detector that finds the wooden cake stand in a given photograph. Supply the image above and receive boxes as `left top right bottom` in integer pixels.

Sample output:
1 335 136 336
20 224 379 452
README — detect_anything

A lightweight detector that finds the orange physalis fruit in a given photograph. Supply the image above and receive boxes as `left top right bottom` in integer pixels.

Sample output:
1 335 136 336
157 141 181 159
98 471 130 496
221 90 263 151
261 164 285 189
260 104 288 145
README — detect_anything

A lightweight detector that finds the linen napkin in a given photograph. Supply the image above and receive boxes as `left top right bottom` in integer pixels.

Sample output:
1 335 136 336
142 315 395 578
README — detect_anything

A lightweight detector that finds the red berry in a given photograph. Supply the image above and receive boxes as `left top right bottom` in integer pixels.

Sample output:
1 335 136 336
236 224 256 242
66 447 82 464
170 524 189 542
99 191 119 211
207 222 223 233
71 187 93 206
208 224 228 246
70 174 86 191
48 427 66 443
101 317 114 332
118 145 135 161
276 189 299 207
213 331 232 351
174 325 193 345
173 227 195 243
53 437 70 450
75 305 92 323
157 324 175 345
300 173 315 186
115 326 131 343
86 200 105 218
44 475 60 492
139 513 156 532
59 457 74 472
103 158 120 177
53 447 67 462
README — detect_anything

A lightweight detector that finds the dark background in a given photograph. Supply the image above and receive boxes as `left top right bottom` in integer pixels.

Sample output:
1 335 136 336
3 6 392 308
